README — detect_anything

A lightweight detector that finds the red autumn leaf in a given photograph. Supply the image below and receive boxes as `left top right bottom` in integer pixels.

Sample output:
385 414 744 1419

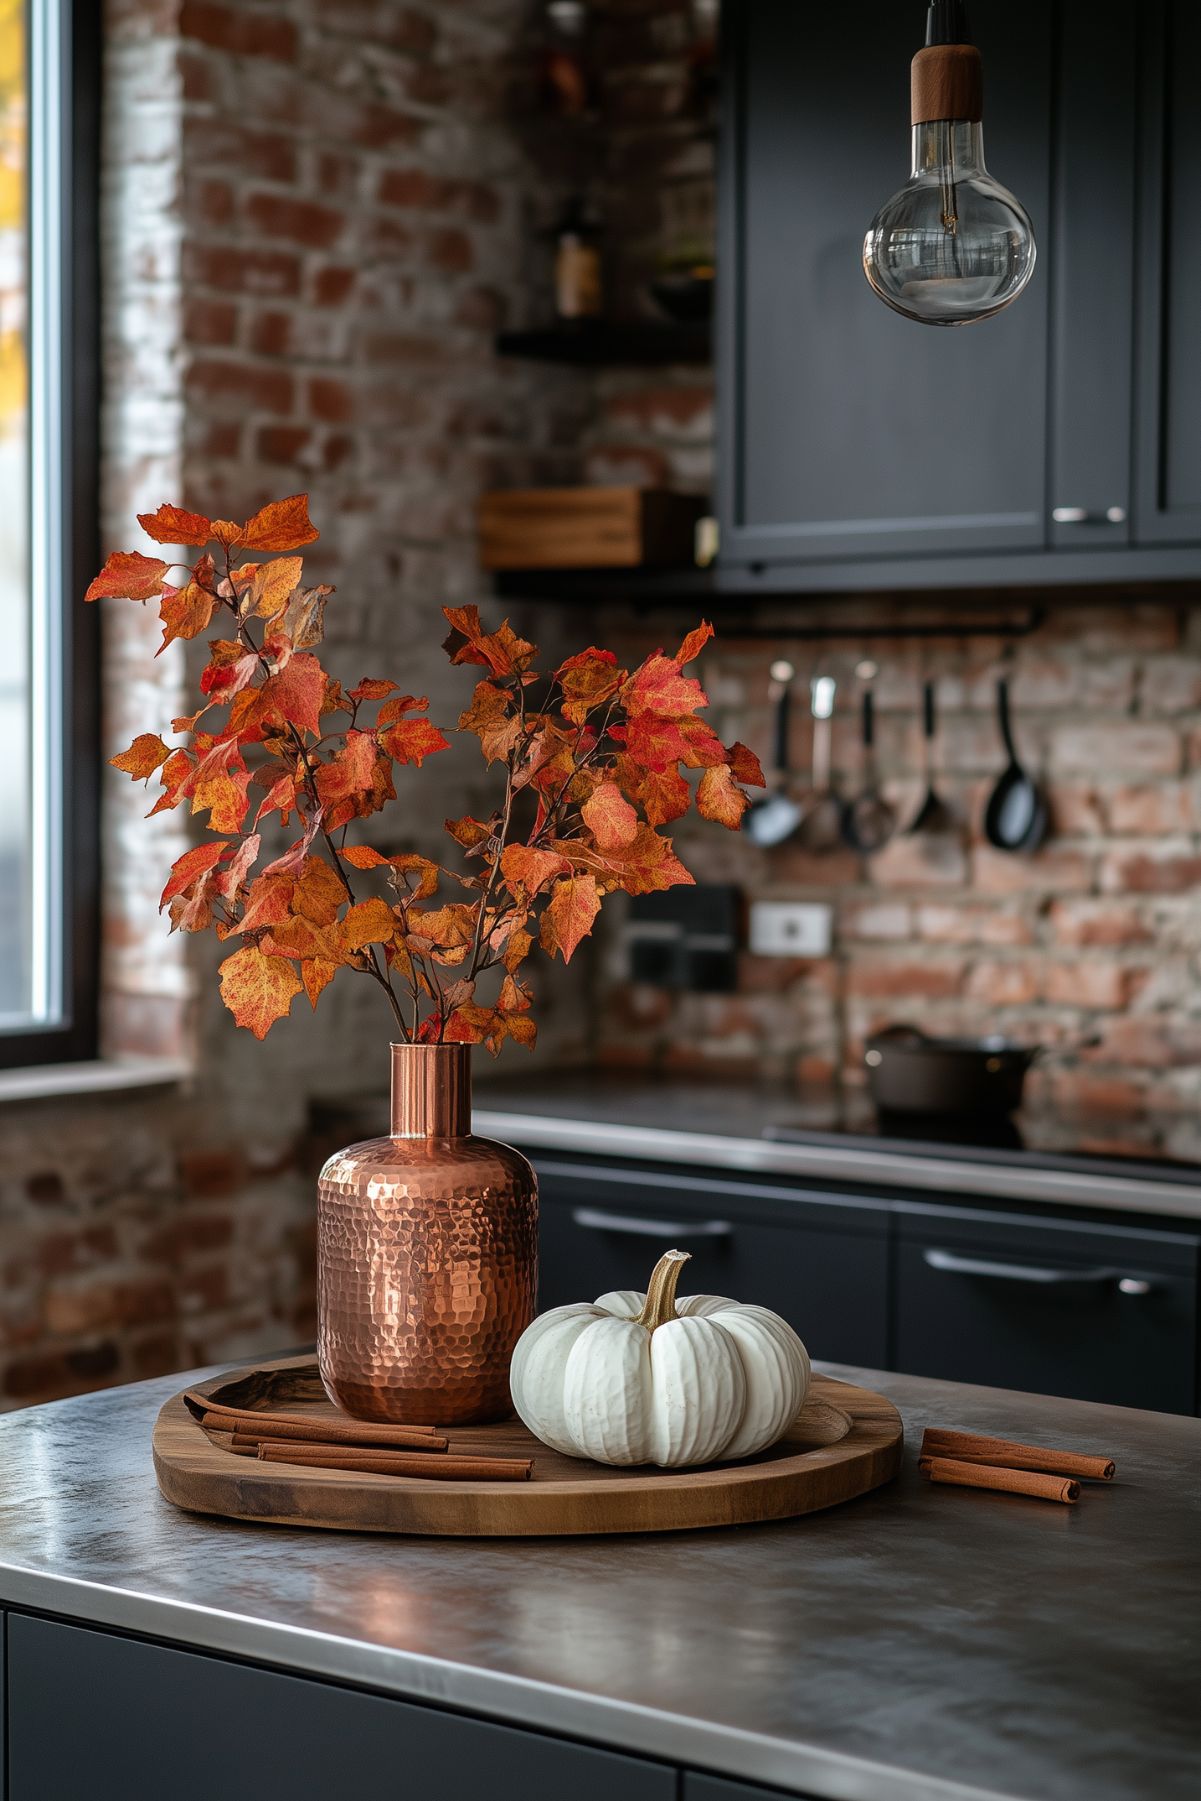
458 680 521 764
314 729 378 825
697 762 752 830
160 840 230 910
442 604 534 678
623 653 708 720
147 748 193 817
674 620 715 666
200 640 259 701
415 1010 443 1044
217 944 302 1039
404 904 476 961
234 871 296 935
264 806 325 875
85 550 169 603
619 709 726 773
253 650 325 736
110 733 171 781
556 646 624 723
444 1001 494 1044
136 503 213 547
339 898 397 953
615 754 691 827
300 957 338 1010
190 751 252 834
540 872 600 964
349 678 397 703
581 781 639 852
238 494 320 553
157 579 216 652
379 716 450 767
499 844 571 900
726 740 766 787
253 772 302 829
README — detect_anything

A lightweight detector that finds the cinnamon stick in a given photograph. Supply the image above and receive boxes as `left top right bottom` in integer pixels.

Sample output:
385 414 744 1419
185 1390 440 1441
922 1427 1114 1482
920 1455 1080 1505
209 1414 448 1452
255 1441 533 1482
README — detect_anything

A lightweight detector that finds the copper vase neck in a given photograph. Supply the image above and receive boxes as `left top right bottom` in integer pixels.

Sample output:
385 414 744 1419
390 1042 472 1139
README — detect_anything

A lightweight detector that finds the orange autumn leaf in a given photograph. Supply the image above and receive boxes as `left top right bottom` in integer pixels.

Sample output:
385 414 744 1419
623 652 709 720
540 872 600 964
445 814 494 852
234 871 297 934
499 843 571 901
291 857 346 927
442 604 534 678
614 754 691 827
674 620 715 666
301 957 338 1010
378 716 450 767
252 650 325 736
85 550 169 603
314 729 378 825
253 771 302 829
339 898 397 953
136 503 213 547
190 753 252 834
349 678 397 703
110 733 171 782
556 646 623 724
340 844 388 870
385 854 441 902
157 579 216 652
217 944 303 1039
619 709 726 773
697 761 752 830
580 781 639 852
160 840 230 910
247 555 303 620
238 494 320 552
458 680 521 764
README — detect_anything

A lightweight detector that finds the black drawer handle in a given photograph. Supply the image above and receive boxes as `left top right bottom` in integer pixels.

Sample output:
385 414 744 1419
571 1207 733 1240
923 1248 1155 1291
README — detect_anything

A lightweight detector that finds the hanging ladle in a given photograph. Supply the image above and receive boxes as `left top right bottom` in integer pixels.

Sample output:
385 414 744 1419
906 680 955 835
795 674 843 852
983 677 1048 853
841 687 898 853
744 659 803 847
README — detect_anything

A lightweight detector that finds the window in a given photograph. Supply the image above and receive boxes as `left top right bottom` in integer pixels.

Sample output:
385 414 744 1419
0 0 98 1068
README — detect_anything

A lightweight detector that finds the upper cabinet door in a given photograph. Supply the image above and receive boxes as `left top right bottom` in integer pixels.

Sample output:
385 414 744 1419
1133 1 1201 546
719 0 1053 568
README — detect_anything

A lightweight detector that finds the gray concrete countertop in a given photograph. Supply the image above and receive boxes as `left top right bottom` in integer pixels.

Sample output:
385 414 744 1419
1 1362 1198 1801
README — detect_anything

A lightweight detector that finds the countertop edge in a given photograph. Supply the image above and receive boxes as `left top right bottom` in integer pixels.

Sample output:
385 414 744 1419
471 1109 1201 1220
0 1560 1021 1801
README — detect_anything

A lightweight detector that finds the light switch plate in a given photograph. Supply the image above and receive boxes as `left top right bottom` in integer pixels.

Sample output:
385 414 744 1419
749 901 832 958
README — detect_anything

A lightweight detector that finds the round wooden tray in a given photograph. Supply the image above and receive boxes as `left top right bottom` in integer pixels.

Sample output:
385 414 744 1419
153 1354 903 1536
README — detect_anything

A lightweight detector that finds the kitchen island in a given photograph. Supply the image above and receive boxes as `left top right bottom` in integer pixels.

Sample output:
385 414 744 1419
0 1363 1197 1801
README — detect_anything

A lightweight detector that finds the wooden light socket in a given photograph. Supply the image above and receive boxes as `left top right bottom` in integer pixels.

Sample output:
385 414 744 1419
911 43 983 124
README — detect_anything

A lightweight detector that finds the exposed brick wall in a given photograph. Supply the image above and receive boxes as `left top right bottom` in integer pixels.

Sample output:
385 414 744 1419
1 0 594 1410
593 601 1201 1162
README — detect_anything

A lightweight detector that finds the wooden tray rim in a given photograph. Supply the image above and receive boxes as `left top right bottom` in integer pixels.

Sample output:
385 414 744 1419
153 1355 904 1536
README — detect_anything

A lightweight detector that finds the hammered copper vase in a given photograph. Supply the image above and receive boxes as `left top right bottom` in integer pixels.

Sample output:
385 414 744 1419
317 1043 538 1425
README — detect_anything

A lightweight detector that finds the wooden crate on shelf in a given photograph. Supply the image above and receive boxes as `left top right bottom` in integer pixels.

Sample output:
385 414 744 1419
477 486 707 571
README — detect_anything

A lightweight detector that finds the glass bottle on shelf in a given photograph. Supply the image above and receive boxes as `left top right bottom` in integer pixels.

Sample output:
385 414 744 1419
553 195 603 324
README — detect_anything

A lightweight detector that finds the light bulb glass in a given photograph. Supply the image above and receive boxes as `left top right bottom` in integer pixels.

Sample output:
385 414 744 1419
863 121 1036 326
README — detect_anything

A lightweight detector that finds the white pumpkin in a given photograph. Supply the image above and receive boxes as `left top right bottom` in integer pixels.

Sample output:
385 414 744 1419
510 1248 811 1467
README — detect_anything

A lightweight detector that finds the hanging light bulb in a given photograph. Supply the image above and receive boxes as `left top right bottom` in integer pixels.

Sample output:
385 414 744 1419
863 0 1036 326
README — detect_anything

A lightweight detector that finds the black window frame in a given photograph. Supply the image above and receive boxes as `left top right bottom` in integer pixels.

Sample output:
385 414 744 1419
0 0 100 1070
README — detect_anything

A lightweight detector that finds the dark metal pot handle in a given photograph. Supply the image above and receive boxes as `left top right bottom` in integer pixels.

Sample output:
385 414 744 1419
572 1207 733 1239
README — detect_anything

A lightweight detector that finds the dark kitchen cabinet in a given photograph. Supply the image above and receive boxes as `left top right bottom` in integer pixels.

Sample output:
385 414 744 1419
5 1616 675 1801
1133 1 1201 546
534 1157 890 1367
718 0 1201 587
685 1781 793 1801
894 1202 1199 1413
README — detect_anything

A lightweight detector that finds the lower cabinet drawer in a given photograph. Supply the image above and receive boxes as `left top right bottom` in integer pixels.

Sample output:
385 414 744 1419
894 1204 1199 1414
6 1617 674 1801
535 1159 890 1367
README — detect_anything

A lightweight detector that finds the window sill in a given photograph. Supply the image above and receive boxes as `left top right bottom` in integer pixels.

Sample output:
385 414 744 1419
0 1057 191 1106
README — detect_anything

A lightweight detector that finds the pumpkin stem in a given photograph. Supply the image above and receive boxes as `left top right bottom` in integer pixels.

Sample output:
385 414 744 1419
637 1249 691 1333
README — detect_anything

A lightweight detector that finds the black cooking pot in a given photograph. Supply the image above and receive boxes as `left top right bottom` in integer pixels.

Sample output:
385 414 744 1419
864 1024 1039 1117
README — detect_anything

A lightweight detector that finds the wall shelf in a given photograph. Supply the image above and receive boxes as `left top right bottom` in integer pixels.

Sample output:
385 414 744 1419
495 321 711 367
